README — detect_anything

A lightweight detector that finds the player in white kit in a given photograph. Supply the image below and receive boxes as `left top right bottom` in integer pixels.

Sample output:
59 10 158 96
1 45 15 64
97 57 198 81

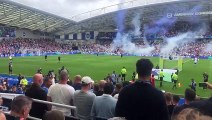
194 57 198 64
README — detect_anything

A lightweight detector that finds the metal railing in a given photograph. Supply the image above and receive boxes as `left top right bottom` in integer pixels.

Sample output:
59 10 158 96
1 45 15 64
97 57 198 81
0 93 77 120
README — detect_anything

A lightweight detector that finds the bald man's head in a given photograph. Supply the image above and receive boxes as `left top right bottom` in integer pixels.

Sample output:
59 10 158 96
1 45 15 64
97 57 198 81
33 74 43 86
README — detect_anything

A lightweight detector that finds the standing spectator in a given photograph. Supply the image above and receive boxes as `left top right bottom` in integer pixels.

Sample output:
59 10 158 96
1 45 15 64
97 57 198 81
95 80 106 96
172 88 196 117
73 76 96 120
106 74 112 83
42 76 53 93
91 83 117 119
93 84 100 96
112 83 123 97
164 92 175 119
189 97 212 117
7 96 32 120
115 59 169 120
72 75 82 90
174 108 212 120
121 67 127 81
25 74 48 119
173 95 180 106
48 70 75 116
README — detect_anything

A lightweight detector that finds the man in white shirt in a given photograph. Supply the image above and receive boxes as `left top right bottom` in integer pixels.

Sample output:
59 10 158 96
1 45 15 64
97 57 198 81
48 70 75 116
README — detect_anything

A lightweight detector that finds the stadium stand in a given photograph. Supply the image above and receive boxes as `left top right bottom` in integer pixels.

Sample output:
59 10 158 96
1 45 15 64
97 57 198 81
0 0 211 120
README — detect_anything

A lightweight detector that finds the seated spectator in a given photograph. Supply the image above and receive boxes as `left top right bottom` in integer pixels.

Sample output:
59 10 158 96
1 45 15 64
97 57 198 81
72 75 82 90
42 76 53 93
25 73 48 119
73 76 96 120
48 70 75 116
172 88 196 118
115 59 169 120
173 108 212 120
91 83 117 119
164 92 175 119
43 110 65 120
0 111 6 120
7 96 32 120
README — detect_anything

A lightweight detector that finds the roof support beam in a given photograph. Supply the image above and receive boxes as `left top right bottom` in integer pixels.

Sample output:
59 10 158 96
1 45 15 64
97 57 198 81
8 11 34 26
0 6 18 20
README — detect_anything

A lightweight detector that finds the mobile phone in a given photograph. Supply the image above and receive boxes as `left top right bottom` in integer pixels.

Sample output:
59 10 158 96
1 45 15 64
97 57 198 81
199 82 207 87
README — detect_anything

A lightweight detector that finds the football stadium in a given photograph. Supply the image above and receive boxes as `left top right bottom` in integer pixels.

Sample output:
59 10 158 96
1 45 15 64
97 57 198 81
0 0 211 120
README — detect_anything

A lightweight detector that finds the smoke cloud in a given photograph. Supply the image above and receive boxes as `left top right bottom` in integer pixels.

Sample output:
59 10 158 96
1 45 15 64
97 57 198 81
204 41 212 53
112 13 155 55
112 4 207 56
160 24 207 55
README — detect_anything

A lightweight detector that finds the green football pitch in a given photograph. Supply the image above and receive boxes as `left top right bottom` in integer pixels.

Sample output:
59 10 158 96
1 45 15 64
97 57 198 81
0 54 211 97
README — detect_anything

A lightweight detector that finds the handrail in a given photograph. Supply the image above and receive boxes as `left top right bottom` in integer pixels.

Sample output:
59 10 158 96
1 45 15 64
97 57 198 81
33 99 76 110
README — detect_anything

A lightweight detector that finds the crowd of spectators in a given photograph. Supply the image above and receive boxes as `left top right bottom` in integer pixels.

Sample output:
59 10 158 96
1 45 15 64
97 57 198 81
0 38 72 56
80 39 212 56
0 37 211 57
0 59 212 120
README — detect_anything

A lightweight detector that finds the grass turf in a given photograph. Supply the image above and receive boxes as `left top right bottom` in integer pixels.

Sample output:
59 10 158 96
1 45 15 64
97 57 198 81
0 54 211 97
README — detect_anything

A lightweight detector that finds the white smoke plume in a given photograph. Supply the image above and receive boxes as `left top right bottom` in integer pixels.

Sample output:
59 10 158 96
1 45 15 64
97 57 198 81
131 14 141 36
204 41 212 53
112 14 155 55
160 24 207 55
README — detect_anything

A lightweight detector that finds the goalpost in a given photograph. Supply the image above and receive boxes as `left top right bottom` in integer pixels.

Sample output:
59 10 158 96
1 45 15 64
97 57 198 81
159 55 183 71
156 55 183 82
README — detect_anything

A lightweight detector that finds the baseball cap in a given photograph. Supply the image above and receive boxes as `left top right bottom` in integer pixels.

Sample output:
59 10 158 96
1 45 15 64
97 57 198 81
82 76 94 84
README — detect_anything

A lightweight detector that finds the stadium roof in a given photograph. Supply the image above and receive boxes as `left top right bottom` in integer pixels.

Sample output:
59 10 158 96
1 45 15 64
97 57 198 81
0 0 211 35
0 0 77 33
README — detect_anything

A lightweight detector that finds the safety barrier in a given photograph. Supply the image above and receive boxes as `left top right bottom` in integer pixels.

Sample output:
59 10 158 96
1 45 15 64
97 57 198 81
0 93 77 120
